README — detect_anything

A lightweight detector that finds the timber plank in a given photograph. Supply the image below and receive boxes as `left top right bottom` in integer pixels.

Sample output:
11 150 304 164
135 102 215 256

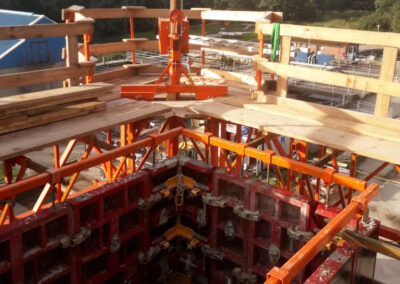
0 101 171 160
0 101 106 134
0 83 114 115
0 65 92 90
0 22 93 40
255 57 400 98
185 101 400 164
256 23 400 48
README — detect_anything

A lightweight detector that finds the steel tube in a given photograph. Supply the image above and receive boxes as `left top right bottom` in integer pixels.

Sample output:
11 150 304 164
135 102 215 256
0 128 182 201
265 183 379 284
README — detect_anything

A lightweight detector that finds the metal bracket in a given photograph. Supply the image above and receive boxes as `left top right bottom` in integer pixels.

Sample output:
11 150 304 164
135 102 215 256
137 192 163 210
110 234 121 253
232 267 257 284
233 204 260 221
287 226 314 242
138 246 162 264
60 227 91 248
202 193 227 208
201 245 224 261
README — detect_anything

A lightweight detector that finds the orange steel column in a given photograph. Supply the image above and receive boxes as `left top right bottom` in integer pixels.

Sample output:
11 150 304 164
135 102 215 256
265 183 379 284
83 33 93 84
168 0 183 100
219 121 226 168
106 129 113 180
53 145 62 201
201 19 206 65
129 17 136 64
168 117 180 157
120 125 127 174
348 153 357 203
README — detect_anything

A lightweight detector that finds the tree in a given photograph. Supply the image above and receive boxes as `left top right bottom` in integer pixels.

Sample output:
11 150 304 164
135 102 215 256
257 0 316 21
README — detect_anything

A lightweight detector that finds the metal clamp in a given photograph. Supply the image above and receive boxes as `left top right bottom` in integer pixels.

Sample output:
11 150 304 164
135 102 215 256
60 227 91 248
201 245 224 261
202 193 227 208
287 226 314 242
137 192 163 210
233 205 260 221
232 267 257 284
138 246 161 264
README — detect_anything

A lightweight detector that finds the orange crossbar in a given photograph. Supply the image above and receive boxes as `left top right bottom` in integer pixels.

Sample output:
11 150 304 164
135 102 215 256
0 127 183 201
182 128 367 192
265 183 379 284
121 84 228 100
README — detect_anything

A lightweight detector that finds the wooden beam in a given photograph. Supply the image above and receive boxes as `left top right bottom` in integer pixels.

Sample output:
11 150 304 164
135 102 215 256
0 65 92 89
92 68 135 82
123 64 152 69
256 23 400 48
73 8 202 20
0 22 93 40
201 10 275 22
247 93 400 143
66 35 80 86
276 36 291 97
255 57 400 98
0 83 113 115
342 230 400 261
63 7 281 22
84 40 158 55
375 47 398 117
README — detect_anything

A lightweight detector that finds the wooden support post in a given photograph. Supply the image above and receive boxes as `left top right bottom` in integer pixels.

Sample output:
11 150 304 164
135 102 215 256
375 47 398 117
66 35 80 86
276 36 291 97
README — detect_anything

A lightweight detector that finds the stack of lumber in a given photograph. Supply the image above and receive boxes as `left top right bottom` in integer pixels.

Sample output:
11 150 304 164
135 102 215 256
0 83 115 134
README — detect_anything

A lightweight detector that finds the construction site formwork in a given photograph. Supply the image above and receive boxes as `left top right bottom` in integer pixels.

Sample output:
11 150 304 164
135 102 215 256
1 4 400 284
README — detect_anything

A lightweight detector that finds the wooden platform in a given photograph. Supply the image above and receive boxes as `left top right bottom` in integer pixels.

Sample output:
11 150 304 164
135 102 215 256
0 99 171 161
1 74 400 165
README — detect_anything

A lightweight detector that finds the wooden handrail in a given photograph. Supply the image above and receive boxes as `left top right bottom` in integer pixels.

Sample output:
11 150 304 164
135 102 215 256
256 23 400 48
255 23 400 117
0 65 93 89
0 22 93 40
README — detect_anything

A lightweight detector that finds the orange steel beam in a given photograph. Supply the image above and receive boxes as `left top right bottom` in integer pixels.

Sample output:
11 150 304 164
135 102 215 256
0 127 183 202
33 139 78 212
182 128 367 192
349 153 357 204
219 121 227 168
265 137 285 189
61 144 94 202
331 153 346 208
265 183 379 284
201 19 206 65
83 33 93 84
121 84 228 101
129 17 136 64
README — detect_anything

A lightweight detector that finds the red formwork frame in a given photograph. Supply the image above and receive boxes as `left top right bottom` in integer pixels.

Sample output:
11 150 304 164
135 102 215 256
248 180 310 282
0 170 153 284
0 203 74 284
67 170 152 283
305 209 380 284
0 125 386 284
209 168 253 281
